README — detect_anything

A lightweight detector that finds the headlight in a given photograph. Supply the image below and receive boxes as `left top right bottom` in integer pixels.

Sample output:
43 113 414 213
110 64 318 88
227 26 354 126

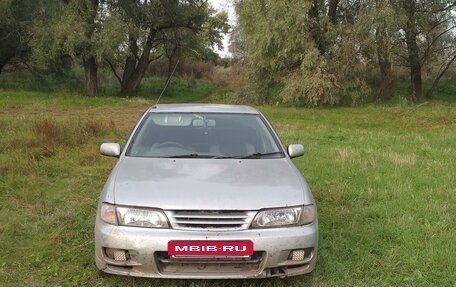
100 203 169 228
116 206 169 228
251 205 315 228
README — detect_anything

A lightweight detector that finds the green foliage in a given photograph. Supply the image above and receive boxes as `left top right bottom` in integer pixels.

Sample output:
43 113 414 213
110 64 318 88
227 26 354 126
0 0 40 71
30 0 98 69
100 0 229 93
0 70 82 92
94 12 125 62
281 48 337 105
138 77 214 102
236 0 372 106
235 0 455 105
26 0 228 94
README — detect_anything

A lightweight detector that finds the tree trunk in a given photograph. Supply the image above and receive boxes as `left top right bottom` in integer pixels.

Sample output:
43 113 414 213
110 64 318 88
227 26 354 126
83 56 98 96
308 0 326 55
328 0 339 24
375 27 394 100
120 53 151 94
403 0 422 102
68 0 99 96
120 30 157 94
120 37 139 90
120 66 147 93
409 59 422 102
120 55 138 92
165 45 179 84
378 59 394 101
406 45 422 101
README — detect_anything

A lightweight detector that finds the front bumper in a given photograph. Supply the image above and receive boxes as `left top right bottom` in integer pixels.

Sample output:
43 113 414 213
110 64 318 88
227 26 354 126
94 218 318 278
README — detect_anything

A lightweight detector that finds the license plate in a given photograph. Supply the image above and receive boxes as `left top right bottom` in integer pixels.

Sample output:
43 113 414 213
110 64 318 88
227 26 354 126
168 241 254 257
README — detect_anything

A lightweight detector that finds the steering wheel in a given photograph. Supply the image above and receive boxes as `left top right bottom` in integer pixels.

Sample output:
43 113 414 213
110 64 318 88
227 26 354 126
153 142 186 149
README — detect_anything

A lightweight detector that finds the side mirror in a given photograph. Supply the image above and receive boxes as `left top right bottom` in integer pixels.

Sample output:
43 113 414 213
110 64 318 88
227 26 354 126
288 144 304 158
100 143 121 158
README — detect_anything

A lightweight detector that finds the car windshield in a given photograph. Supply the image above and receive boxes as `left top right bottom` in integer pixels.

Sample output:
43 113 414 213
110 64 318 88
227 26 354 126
126 113 283 159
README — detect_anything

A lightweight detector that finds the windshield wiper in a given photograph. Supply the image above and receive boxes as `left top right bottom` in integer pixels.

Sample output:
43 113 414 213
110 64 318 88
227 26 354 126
166 152 284 159
239 151 284 159
215 151 284 159
165 153 219 159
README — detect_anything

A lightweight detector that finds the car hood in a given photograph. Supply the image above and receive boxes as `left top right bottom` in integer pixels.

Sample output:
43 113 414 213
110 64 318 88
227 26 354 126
109 157 312 210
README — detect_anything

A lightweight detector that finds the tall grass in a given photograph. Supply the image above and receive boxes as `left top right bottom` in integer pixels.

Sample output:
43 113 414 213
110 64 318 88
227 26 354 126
0 70 215 101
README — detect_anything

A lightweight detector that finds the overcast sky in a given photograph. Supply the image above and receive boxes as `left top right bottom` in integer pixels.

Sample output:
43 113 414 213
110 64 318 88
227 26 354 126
208 0 236 58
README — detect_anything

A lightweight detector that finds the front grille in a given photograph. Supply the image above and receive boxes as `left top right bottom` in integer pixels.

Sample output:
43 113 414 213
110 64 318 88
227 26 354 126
155 251 265 275
165 210 256 231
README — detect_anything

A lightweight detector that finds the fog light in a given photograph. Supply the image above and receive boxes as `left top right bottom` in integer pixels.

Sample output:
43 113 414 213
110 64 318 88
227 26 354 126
114 250 127 261
289 249 305 261
105 248 128 261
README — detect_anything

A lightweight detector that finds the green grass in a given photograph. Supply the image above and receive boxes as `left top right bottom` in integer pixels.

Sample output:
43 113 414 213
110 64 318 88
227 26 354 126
395 81 456 103
0 89 456 286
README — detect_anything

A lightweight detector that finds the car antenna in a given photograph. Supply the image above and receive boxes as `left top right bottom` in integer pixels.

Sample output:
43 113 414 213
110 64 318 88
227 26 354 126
155 59 180 105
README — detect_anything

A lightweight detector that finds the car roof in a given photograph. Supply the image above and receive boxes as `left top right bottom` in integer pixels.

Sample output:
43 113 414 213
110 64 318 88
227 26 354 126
149 104 260 114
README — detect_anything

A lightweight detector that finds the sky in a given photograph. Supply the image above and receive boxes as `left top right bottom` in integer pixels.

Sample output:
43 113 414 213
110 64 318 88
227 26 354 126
207 0 236 58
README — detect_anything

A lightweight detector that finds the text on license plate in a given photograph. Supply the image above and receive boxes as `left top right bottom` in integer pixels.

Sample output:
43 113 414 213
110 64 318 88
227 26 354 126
168 241 254 257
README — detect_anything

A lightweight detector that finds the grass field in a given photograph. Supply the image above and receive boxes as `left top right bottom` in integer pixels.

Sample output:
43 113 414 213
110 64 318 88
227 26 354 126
0 89 455 286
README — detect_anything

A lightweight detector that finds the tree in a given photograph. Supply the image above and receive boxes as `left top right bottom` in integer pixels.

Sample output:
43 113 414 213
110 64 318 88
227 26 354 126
308 0 326 55
393 0 456 101
30 0 227 95
357 0 396 100
420 2 456 98
31 0 101 96
235 0 369 105
228 24 246 62
0 13 18 73
155 4 227 86
80 0 100 96
401 0 423 101
235 0 455 105
103 0 228 94
0 0 39 74
375 25 395 100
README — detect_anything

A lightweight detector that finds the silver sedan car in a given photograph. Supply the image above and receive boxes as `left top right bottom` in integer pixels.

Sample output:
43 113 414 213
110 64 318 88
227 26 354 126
95 104 318 278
